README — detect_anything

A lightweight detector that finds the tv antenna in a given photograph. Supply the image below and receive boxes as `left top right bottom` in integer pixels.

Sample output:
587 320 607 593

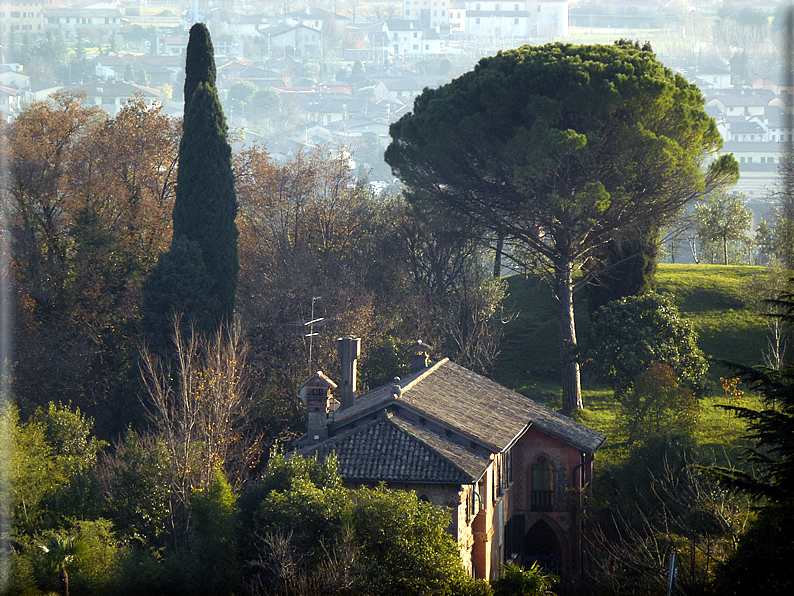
304 296 324 377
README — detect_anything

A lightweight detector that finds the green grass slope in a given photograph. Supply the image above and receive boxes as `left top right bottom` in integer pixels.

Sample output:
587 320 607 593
656 264 769 369
494 264 771 461
495 264 770 392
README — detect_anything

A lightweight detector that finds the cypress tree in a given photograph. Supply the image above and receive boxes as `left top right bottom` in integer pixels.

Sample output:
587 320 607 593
142 23 237 348
172 80 238 325
183 23 216 109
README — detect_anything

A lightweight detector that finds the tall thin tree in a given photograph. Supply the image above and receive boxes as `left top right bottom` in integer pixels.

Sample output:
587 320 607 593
142 23 238 348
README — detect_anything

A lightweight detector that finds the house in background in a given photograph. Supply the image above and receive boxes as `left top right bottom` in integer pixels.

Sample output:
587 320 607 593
69 81 161 116
258 23 323 60
0 66 31 91
294 337 606 581
0 86 20 122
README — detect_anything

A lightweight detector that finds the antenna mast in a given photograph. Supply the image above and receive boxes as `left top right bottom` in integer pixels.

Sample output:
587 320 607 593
305 296 324 377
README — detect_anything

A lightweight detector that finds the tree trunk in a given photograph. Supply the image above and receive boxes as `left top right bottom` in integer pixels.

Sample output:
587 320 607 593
723 234 728 265
493 231 504 278
59 566 69 596
555 262 583 413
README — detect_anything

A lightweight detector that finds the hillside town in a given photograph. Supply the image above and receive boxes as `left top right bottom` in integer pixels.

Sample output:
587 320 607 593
1 0 790 196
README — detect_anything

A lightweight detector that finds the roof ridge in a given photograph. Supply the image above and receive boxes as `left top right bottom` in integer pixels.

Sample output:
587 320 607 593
400 357 448 394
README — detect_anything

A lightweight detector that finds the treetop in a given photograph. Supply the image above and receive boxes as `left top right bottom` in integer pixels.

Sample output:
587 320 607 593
184 22 216 110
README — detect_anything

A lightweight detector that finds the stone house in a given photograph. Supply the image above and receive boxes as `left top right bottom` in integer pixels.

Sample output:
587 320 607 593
294 338 606 581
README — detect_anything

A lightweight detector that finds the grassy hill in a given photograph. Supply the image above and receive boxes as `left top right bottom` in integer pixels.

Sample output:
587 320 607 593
494 264 771 462
495 264 770 389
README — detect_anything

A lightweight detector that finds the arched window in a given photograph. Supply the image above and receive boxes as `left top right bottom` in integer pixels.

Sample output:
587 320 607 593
531 457 554 512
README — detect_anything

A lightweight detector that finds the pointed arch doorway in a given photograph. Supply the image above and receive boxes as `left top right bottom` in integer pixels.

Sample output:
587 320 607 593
524 519 564 576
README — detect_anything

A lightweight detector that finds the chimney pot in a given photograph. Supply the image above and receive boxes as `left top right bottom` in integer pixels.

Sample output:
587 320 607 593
337 336 361 410
300 371 337 443
407 340 431 373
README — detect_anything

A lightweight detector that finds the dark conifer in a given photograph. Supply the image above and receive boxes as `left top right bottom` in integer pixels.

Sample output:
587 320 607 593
172 81 238 326
140 237 218 353
183 23 216 110
709 286 794 593
142 23 237 348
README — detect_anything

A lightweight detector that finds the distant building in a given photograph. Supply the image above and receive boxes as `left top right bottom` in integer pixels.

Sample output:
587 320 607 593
0 0 45 34
282 6 351 33
258 23 322 60
447 0 568 41
43 6 123 40
0 85 21 122
402 0 451 29
381 19 448 56
0 66 31 91
24 80 64 104
67 80 161 116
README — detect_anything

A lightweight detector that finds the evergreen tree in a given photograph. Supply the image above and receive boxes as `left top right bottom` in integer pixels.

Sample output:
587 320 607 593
140 237 218 353
585 225 659 313
172 81 238 326
709 285 794 594
183 23 216 109
142 23 238 347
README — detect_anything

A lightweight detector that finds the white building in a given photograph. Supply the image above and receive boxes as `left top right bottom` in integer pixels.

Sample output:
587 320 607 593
0 86 21 123
402 0 451 29
259 24 323 60
43 6 123 40
0 0 45 34
447 0 568 41
68 81 161 116
382 20 448 56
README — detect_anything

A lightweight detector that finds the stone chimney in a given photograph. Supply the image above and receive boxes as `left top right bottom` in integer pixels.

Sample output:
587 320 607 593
407 340 432 373
337 336 361 410
300 371 337 442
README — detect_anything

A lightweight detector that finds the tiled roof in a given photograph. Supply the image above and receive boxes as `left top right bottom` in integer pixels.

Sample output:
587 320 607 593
335 359 605 454
401 360 605 453
391 416 491 480
729 121 765 134
297 414 489 483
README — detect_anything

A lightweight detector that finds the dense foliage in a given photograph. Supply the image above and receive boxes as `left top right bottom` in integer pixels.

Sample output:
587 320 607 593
4 94 179 436
585 224 659 313
386 41 737 412
3 39 783 596
587 293 709 399
702 284 794 595
238 451 490 596
142 24 238 349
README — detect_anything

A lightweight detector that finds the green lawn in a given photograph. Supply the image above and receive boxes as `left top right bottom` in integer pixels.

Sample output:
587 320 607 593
494 264 773 465
657 264 769 368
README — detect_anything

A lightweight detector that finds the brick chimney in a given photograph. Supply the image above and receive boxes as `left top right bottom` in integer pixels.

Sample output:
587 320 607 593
407 340 432 373
337 336 361 410
300 371 337 442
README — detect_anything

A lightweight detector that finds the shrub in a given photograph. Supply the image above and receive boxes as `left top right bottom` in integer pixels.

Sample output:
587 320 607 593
588 293 709 398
